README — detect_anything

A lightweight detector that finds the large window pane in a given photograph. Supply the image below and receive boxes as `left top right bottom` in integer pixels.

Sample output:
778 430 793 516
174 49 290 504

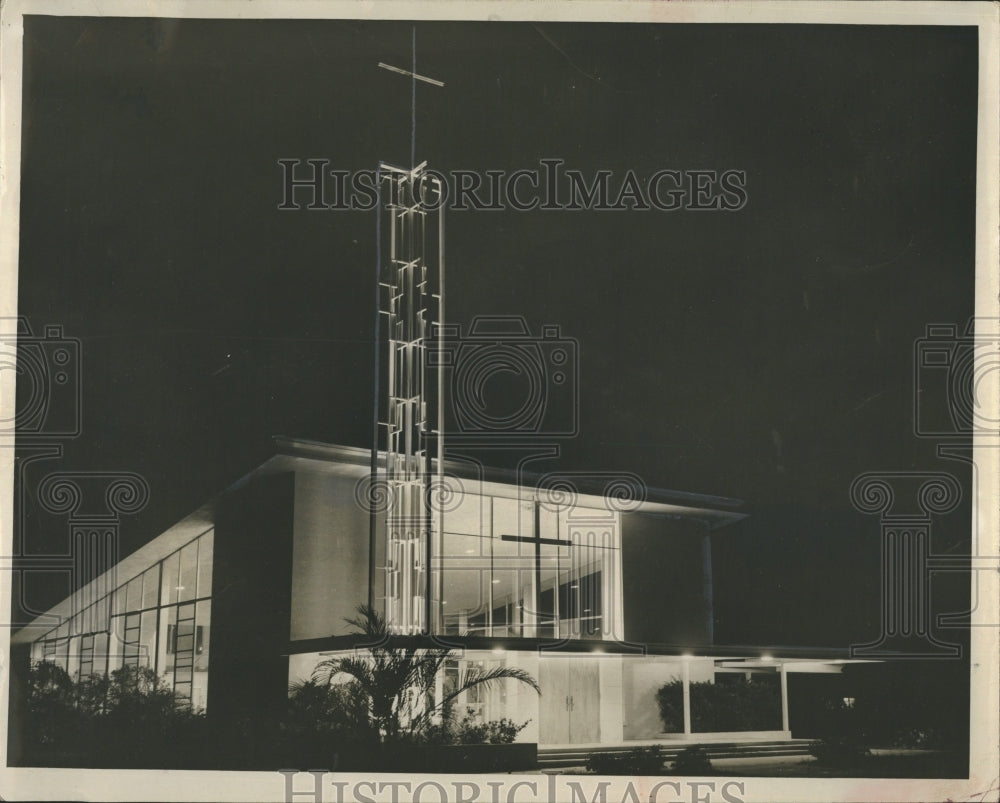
492 498 534 636
141 565 160 610
92 594 110 635
92 632 109 677
178 541 198 603
172 602 197 703
559 507 616 640
122 612 141 667
492 497 530 542
67 635 80 678
193 600 211 711
124 574 143 612
157 605 176 687
441 569 489 635
108 615 125 673
438 494 490 634
112 585 125 616
139 609 157 670
78 634 94 678
196 531 213 598
443 493 485 537
536 542 566 639
490 568 519 636
54 638 69 672
161 552 180 606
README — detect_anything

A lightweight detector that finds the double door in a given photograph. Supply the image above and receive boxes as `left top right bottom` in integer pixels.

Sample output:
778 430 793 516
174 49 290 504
539 657 601 744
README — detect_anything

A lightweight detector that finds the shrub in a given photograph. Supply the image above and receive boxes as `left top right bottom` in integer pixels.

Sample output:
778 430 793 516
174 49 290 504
656 682 684 733
285 678 371 737
453 708 529 745
417 706 529 745
670 745 713 775
890 727 942 749
586 745 665 775
657 676 781 733
808 698 871 767
809 736 872 766
20 661 208 768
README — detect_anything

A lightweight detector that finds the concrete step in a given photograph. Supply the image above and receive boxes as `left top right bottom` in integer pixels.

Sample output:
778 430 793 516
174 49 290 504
537 740 816 768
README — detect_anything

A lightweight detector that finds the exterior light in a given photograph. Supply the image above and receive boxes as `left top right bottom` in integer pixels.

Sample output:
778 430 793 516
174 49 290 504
492 579 501 584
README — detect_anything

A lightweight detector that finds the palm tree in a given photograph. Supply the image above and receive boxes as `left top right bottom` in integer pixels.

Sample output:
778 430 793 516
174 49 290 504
311 604 540 743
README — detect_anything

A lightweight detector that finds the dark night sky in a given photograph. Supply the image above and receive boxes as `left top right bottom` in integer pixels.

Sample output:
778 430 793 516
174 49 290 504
14 18 977 648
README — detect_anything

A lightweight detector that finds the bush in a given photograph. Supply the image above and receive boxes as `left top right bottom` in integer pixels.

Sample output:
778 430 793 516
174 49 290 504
807 698 871 767
415 706 529 746
19 661 208 768
285 678 371 737
656 682 684 733
657 676 781 733
890 727 943 749
670 745 713 775
452 708 529 745
809 736 872 766
278 678 377 768
586 745 665 775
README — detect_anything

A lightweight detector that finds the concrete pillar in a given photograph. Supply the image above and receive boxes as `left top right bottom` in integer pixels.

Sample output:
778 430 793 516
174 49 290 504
701 530 714 644
779 664 790 733
682 659 692 737
598 656 624 744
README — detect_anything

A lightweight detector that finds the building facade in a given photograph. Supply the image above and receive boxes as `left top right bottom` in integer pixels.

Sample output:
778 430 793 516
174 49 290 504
12 437 863 748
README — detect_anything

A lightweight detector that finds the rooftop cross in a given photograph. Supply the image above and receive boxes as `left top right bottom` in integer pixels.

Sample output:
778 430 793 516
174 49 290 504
377 27 445 169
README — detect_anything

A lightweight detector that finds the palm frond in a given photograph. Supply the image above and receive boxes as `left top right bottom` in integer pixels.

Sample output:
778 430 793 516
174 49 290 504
422 664 540 723
312 655 376 694
457 665 541 698
343 603 387 639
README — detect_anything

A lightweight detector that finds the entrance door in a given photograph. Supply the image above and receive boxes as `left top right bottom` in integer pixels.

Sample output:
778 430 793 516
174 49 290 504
539 657 601 744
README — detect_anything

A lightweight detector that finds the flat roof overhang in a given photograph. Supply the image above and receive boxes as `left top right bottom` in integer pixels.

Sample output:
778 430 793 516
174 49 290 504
286 633 867 663
271 436 749 529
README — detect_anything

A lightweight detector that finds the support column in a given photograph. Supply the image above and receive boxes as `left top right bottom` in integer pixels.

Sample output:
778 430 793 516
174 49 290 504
779 663 789 733
701 529 714 644
682 659 692 738
598 656 624 745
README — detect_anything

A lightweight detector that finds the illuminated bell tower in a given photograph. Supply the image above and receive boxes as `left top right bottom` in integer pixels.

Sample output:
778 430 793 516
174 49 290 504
369 42 445 635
